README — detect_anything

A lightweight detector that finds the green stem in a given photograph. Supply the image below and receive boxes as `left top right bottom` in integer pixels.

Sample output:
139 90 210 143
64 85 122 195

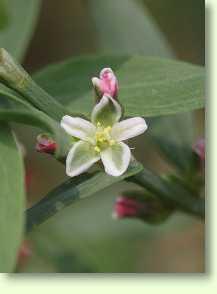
26 174 90 233
0 48 67 121
128 169 205 219
26 161 143 233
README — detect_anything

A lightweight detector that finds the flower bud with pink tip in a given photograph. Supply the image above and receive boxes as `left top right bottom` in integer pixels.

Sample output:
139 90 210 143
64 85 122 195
36 134 57 154
17 240 32 268
113 196 145 219
193 138 205 162
113 193 173 224
92 68 118 100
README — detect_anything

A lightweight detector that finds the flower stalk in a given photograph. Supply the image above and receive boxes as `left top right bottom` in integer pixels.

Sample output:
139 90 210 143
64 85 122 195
36 134 57 154
128 169 205 219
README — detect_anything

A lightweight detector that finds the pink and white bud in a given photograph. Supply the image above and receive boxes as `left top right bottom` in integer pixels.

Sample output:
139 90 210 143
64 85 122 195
92 67 118 99
36 134 57 154
193 138 205 161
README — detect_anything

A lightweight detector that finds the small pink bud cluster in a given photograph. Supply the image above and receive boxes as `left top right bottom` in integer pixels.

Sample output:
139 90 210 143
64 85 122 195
36 134 57 154
92 68 118 100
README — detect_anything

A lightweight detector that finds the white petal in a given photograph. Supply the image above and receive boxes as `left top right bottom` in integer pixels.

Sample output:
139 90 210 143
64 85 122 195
100 142 131 177
91 95 122 127
61 115 96 144
99 67 113 79
92 77 100 88
66 141 100 177
111 117 147 141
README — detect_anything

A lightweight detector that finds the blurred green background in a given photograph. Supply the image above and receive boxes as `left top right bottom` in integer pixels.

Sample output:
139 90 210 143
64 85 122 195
1 0 205 273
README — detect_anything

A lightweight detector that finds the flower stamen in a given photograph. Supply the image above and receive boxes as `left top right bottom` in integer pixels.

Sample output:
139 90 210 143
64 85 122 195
94 146 101 153
95 124 116 151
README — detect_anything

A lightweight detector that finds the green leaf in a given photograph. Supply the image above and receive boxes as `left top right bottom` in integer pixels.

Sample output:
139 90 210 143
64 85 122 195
148 112 195 146
34 55 205 118
0 0 41 61
89 0 173 57
26 160 143 232
0 0 9 30
0 124 25 272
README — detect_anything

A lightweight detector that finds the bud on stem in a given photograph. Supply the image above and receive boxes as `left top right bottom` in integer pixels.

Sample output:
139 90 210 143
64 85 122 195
193 138 205 162
92 68 118 101
113 191 173 224
17 240 31 268
36 134 57 154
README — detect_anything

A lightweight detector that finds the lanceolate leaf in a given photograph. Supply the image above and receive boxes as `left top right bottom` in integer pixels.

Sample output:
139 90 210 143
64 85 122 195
34 55 205 118
0 124 25 272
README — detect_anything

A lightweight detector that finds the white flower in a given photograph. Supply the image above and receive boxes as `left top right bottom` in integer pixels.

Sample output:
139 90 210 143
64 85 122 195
61 95 147 177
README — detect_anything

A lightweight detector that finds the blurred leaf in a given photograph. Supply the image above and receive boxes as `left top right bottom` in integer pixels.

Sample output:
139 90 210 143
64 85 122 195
89 0 173 57
0 0 9 30
26 183 201 273
148 112 195 146
150 136 198 174
143 0 205 64
0 124 25 272
26 160 143 232
54 253 96 273
34 55 204 118
0 0 41 61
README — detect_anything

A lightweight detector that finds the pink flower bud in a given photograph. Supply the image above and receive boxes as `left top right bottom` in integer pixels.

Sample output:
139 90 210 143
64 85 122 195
193 138 205 161
36 134 57 154
113 196 148 219
113 194 172 223
92 67 118 99
17 240 31 268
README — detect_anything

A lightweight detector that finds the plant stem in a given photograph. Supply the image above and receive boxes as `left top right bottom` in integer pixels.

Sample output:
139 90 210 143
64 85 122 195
26 161 143 233
0 48 67 121
127 169 205 219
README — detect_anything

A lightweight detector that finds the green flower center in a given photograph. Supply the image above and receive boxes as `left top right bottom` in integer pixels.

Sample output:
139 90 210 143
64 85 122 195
94 122 115 153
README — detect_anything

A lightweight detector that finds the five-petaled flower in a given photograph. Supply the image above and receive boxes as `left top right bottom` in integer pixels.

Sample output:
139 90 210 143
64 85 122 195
61 95 147 177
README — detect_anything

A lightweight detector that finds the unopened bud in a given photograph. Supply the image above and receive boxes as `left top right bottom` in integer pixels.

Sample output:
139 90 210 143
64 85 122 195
113 196 145 219
36 134 57 154
92 67 118 100
193 138 205 162
17 240 31 268
113 192 172 224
